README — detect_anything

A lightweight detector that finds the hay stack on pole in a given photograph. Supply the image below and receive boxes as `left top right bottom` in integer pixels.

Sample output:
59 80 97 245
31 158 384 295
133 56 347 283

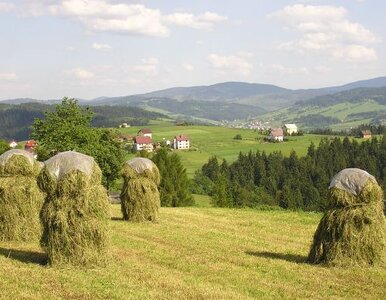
38 151 109 266
0 149 44 241
120 157 160 222
308 168 386 266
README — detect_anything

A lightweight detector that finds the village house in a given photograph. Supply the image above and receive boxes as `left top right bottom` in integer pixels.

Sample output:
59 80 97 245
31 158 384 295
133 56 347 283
173 135 190 150
269 128 284 142
8 140 18 148
361 130 372 139
119 123 130 128
137 128 152 139
284 124 298 135
24 140 38 158
134 136 153 152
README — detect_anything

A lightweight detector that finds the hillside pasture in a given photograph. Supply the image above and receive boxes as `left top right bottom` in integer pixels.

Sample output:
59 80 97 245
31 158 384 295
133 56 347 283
0 204 384 299
120 122 326 177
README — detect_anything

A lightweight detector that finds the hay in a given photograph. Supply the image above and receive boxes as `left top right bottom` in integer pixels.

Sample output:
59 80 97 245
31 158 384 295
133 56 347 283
120 158 160 222
0 150 44 241
308 168 386 266
38 151 110 266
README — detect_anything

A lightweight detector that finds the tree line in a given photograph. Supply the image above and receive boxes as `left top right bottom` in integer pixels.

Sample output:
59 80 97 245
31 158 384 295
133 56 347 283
192 136 386 211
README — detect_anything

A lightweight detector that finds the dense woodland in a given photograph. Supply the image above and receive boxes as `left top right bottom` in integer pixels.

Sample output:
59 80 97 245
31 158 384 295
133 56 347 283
0 103 165 140
193 136 386 212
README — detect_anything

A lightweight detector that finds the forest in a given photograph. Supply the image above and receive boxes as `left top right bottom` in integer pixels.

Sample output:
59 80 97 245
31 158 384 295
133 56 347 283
0 102 166 140
192 136 386 212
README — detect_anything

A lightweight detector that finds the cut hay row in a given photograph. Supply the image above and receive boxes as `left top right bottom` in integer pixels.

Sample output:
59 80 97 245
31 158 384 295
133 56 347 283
120 158 161 222
308 168 386 266
0 149 44 241
38 151 110 266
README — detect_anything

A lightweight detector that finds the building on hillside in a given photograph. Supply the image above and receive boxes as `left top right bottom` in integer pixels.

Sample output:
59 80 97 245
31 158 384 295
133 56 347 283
269 128 284 142
361 130 372 139
284 124 298 135
119 123 130 128
173 135 190 150
137 128 152 139
134 136 153 152
8 140 18 148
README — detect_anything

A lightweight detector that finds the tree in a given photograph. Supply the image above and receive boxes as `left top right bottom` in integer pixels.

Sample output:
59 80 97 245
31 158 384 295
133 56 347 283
31 98 125 189
0 139 10 155
152 148 194 207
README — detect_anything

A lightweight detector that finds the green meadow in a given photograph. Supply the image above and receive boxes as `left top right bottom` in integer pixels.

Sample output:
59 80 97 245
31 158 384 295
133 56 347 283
119 121 327 177
0 203 384 299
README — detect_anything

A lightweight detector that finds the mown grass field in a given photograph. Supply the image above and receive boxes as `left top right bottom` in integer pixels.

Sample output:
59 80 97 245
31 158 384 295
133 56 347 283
119 121 328 177
0 203 385 299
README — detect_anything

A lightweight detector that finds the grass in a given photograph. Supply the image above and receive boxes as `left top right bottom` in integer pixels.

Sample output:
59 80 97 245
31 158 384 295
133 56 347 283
120 121 326 177
0 204 385 299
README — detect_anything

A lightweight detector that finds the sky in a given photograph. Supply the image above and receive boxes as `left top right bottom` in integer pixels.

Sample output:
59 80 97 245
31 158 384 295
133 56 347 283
0 0 385 100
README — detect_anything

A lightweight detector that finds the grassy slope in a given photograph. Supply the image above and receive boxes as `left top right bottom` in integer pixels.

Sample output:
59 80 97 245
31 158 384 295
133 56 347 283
0 204 384 299
262 100 384 129
120 121 326 177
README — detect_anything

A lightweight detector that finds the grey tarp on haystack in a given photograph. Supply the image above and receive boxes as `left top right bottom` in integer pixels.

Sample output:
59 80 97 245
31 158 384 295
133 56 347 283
0 149 35 167
125 157 155 174
328 168 376 196
44 151 94 180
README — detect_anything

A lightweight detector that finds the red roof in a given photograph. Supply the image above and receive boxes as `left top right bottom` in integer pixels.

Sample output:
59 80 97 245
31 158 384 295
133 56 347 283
25 140 37 148
175 135 190 141
138 128 152 134
270 128 283 137
134 136 153 144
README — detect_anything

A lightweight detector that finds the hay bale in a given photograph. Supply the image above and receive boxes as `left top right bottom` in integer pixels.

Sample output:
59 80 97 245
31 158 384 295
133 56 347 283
120 158 160 222
38 151 110 266
308 168 386 266
0 149 44 241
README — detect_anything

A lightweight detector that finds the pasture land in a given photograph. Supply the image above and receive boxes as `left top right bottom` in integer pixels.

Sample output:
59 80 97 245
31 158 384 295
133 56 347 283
0 204 385 299
119 121 329 177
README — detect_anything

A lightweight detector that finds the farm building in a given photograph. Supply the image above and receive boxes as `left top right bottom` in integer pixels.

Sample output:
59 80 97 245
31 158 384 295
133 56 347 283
137 128 153 139
134 136 153 152
8 140 18 148
284 124 298 135
173 135 190 150
361 130 372 139
269 128 284 142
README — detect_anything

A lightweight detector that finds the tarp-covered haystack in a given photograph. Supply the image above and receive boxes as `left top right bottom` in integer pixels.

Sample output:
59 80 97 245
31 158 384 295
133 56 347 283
0 149 44 241
38 151 109 266
120 157 160 222
308 168 386 266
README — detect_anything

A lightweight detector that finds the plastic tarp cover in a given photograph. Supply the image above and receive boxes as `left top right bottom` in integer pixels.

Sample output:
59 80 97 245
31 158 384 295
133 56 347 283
44 151 94 180
126 157 154 174
0 149 35 166
329 168 376 196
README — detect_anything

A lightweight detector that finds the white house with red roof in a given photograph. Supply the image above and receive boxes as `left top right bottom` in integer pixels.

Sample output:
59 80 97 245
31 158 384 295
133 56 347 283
269 128 284 142
8 140 18 148
173 135 190 150
134 136 153 152
137 128 152 139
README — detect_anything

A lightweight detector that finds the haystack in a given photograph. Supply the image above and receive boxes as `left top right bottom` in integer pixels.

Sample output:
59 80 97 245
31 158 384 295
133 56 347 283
38 151 109 266
0 149 44 241
308 168 386 266
120 157 160 222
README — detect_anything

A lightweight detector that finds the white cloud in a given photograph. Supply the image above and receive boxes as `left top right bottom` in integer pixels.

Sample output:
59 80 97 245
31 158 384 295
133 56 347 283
65 46 75 51
164 11 227 30
208 53 253 76
92 43 112 51
182 63 194 71
0 2 16 12
269 4 379 62
45 1 226 37
133 57 159 75
270 64 309 75
67 68 95 79
0 72 18 80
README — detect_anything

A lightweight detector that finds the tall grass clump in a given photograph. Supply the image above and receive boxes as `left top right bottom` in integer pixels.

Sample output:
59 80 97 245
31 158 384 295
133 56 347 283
0 149 44 241
308 168 386 266
38 151 110 266
120 157 160 222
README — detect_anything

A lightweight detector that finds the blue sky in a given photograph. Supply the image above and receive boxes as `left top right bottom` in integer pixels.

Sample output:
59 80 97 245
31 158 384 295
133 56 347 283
0 0 385 99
